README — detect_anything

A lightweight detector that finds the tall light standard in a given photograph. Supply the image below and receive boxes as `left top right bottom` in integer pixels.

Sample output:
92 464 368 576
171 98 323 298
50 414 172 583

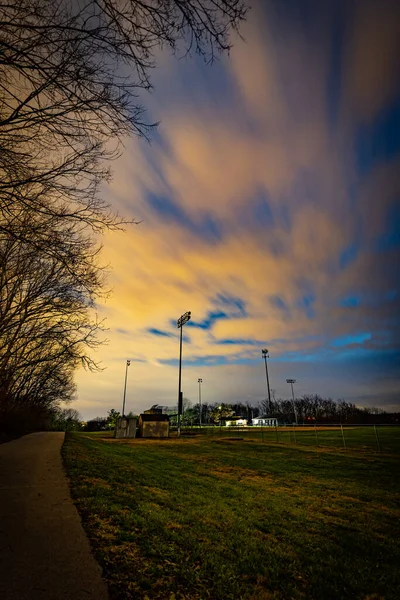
122 359 130 416
286 379 298 425
261 349 272 414
177 311 191 436
198 378 203 427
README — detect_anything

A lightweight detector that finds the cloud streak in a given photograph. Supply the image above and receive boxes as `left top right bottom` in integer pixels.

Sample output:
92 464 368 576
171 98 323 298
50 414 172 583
74 0 400 418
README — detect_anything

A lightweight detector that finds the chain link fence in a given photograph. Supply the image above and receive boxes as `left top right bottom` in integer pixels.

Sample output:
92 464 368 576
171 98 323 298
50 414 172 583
170 424 400 453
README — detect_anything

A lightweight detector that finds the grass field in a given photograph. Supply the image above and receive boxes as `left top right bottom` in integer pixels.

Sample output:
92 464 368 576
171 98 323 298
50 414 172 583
63 431 400 600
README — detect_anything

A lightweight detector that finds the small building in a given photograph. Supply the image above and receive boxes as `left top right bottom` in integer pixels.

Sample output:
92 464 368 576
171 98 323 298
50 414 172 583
138 411 169 438
252 417 279 427
225 417 247 427
114 416 137 439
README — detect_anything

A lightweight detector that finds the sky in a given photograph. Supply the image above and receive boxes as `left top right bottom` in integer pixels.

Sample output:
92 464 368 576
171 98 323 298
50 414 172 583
74 0 400 420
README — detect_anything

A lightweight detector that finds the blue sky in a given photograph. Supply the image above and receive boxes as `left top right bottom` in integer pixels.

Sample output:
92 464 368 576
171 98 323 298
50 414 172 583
75 0 400 419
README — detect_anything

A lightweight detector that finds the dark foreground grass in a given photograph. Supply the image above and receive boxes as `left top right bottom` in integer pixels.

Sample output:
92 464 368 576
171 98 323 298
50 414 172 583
63 434 400 600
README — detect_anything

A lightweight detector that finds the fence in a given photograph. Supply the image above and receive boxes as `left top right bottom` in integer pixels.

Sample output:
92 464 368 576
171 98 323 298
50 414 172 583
169 423 400 453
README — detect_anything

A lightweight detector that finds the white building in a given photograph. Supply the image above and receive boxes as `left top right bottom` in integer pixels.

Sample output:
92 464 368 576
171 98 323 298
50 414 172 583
252 417 278 427
225 417 248 427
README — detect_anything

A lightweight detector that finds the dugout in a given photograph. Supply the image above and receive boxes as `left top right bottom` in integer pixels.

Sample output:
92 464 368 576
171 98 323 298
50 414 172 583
138 412 169 438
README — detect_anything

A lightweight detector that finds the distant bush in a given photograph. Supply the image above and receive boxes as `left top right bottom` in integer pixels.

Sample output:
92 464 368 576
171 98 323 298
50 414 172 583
50 408 83 431
84 417 108 432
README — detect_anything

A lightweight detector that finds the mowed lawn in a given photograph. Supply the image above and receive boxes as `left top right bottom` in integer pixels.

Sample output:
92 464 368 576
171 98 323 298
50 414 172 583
63 433 400 600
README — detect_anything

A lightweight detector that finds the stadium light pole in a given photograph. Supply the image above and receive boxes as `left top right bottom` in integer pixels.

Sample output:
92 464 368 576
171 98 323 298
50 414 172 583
261 349 272 414
198 378 203 427
177 311 191 437
122 359 130 417
286 379 298 425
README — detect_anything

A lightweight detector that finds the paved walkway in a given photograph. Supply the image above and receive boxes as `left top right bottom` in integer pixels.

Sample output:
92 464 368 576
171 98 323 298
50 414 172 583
0 432 109 600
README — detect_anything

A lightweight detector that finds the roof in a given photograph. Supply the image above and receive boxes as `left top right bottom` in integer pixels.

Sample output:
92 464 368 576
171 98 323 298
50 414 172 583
139 413 169 422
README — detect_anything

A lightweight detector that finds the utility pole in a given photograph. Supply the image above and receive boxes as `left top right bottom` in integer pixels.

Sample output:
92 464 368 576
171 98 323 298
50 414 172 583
286 379 298 425
262 349 272 414
122 359 130 416
198 378 203 427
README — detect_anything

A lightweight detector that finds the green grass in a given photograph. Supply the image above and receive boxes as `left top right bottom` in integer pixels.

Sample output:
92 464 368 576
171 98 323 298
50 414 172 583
63 432 400 600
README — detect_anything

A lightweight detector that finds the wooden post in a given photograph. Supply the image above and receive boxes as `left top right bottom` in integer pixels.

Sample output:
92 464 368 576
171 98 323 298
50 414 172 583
340 423 346 449
293 424 297 444
374 425 381 452
314 424 319 447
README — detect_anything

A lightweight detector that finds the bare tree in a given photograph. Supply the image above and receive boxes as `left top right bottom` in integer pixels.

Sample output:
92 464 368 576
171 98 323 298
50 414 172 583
0 0 248 431
1 0 248 241
0 209 106 418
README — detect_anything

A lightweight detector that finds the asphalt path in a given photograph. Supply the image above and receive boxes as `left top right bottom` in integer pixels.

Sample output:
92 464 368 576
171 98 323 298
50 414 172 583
0 432 109 600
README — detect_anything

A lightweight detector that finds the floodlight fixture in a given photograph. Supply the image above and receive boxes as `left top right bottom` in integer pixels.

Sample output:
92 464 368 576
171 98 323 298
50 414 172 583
177 311 191 328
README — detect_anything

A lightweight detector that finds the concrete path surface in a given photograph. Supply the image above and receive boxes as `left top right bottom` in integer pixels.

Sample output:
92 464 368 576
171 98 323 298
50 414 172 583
0 432 109 600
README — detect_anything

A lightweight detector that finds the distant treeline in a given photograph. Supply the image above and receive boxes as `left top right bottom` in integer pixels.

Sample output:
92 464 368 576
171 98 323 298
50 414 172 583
3 397 397 440
262 395 400 425
84 410 135 432
167 395 400 426
82 397 399 430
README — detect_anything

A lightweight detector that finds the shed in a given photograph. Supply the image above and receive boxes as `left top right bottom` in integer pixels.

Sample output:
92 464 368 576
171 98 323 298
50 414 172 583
138 412 169 438
114 416 137 438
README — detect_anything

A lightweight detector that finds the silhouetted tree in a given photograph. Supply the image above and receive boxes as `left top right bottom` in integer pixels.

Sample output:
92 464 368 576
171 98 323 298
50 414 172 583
1 0 247 249
0 209 105 432
107 409 121 429
0 0 247 434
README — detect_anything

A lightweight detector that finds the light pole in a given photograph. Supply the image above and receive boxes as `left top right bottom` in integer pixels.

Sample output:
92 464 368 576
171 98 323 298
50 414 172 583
286 379 298 425
261 349 272 414
198 378 203 427
122 359 130 416
177 311 191 437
